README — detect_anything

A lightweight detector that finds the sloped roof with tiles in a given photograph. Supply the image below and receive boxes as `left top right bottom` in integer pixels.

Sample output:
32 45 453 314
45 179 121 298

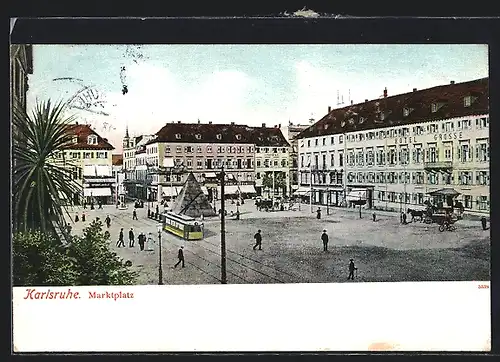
64 124 115 150
296 77 488 139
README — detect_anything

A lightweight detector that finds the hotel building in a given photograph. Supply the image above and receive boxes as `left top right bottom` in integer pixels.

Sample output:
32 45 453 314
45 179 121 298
297 78 489 216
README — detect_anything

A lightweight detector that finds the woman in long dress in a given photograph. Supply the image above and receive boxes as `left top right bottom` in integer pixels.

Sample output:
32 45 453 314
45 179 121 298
146 232 154 251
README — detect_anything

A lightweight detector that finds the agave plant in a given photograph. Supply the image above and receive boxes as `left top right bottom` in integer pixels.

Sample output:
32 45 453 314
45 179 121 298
12 99 82 232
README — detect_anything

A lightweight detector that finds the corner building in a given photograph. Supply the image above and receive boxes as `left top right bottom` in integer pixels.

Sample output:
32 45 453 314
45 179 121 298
297 78 489 216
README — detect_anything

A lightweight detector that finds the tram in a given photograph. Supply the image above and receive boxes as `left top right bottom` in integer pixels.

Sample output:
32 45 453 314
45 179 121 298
161 211 204 240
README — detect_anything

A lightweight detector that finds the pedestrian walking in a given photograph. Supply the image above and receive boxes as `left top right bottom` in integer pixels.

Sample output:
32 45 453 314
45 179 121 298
316 207 321 219
174 246 185 268
81 212 86 222
117 228 125 247
348 259 358 280
321 229 329 252
481 217 488 230
372 212 376 222
253 229 262 250
105 215 111 228
128 228 135 247
74 213 79 222
98 199 103 209
402 212 407 225
156 204 159 216
138 233 145 251
83 201 87 209
132 209 138 220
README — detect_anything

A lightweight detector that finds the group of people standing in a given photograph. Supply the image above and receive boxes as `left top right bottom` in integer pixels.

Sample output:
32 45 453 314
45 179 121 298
117 227 155 251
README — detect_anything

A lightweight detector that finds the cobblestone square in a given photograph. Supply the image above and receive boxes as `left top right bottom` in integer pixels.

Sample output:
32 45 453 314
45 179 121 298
66 200 490 285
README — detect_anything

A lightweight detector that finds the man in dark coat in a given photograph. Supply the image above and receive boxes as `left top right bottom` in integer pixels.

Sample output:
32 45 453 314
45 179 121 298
138 233 145 251
321 230 329 252
117 228 125 247
174 246 185 268
129 228 135 247
132 209 138 220
348 259 358 280
316 208 321 219
105 215 111 228
253 229 262 250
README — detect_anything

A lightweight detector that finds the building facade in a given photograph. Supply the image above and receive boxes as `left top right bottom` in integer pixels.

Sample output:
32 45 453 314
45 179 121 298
144 121 258 203
53 123 115 204
253 123 292 198
280 122 310 196
297 78 489 215
112 154 125 204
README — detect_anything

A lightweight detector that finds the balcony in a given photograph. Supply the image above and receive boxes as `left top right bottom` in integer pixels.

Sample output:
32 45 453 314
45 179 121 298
424 161 453 170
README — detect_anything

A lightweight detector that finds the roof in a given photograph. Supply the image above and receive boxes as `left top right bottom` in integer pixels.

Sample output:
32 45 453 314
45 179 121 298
250 127 290 147
147 122 290 147
112 154 123 166
64 124 115 150
148 122 255 145
297 77 489 139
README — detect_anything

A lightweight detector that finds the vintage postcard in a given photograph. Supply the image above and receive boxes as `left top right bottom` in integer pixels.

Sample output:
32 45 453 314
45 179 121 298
11 42 490 352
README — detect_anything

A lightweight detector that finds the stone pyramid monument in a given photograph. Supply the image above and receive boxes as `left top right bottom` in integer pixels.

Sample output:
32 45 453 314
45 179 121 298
172 172 217 218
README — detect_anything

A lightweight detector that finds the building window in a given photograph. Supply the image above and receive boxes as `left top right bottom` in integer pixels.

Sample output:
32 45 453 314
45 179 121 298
476 117 489 129
459 171 473 185
403 107 410 117
281 159 286 167
464 96 472 107
197 146 202 153
330 153 335 167
87 135 98 145
476 142 489 162
207 146 212 153
176 146 182 153
216 134 222 140
431 103 438 113
195 134 202 140
165 146 171 153
186 159 192 168
476 171 489 185
477 196 489 210
235 134 241 140
339 135 343 144
307 140 311 147
185 146 193 153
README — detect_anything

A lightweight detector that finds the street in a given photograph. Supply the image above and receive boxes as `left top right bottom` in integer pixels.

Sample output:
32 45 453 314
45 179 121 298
65 200 490 285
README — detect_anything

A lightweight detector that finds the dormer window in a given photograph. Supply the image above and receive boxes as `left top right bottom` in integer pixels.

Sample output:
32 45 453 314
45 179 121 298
340 120 346 127
87 135 97 145
403 107 410 117
216 134 222 140
175 134 181 140
359 117 366 124
431 103 438 113
195 134 202 140
380 112 385 120
235 134 241 140
72 136 78 144
464 95 472 107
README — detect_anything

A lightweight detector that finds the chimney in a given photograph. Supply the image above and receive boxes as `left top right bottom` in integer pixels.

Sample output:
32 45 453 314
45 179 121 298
197 119 200 124
351 100 353 105
383 87 387 98
274 125 277 128
75 121 78 125
262 123 266 128
450 80 455 84
209 121 212 124
230 122 235 125
413 88 417 92
177 121 181 124
328 106 331 113
278 123 281 128
365 99 368 102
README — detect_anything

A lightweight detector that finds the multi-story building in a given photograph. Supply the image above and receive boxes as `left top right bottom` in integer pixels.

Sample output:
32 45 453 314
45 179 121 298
253 123 292 197
112 154 125 204
121 130 155 200
297 78 489 216
280 122 310 196
52 123 115 205
144 121 257 202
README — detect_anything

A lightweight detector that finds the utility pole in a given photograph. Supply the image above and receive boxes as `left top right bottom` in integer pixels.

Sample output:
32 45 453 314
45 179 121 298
158 224 163 285
220 165 227 284
272 171 275 211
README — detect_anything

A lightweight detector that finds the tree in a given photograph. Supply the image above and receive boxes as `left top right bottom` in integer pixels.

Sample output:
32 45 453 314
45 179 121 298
12 99 82 232
12 221 138 286
67 221 138 285
262 171 287 194
12 230 78 286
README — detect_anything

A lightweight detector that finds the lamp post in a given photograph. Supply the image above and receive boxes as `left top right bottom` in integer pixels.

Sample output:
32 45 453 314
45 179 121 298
359 194 362 219
157 223 163 285
220 165 227 284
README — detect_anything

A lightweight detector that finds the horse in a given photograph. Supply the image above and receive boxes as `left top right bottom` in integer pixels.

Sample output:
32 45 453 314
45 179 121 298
407 208 425 222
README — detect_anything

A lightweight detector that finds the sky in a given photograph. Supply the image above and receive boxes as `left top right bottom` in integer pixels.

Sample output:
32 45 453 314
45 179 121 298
26 44 488 153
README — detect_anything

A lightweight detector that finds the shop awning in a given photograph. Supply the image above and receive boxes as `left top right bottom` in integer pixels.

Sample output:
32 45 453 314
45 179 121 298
204 172 217 178
293 187 310 195
84 188 112 197
239 185 257 194
217 185 239 195
163 187 183 196
427 188 461 197
346 189 367 202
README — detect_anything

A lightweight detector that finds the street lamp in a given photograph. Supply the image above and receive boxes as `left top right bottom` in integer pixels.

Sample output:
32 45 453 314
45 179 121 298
157 223 163 285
